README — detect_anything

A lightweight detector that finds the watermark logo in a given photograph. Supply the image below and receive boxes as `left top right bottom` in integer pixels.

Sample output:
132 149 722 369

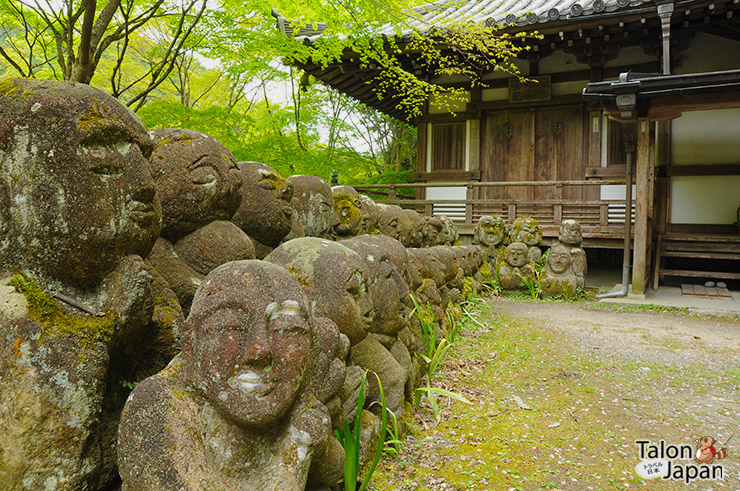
634 436 731 484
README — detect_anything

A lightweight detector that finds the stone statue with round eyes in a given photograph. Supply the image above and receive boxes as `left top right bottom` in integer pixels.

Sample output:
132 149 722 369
118 261 346 490
146 129 253 314
284 175 340 241
438 215 460 246
0 79 171 489
332 191 364 238
497 242 537 291
510 216 543 264
232 162 294 259
540 243 579 298
557 219 587 289
473 215 507 257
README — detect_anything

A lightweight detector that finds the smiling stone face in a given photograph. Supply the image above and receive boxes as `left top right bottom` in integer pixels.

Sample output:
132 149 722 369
232 162 294 248
149 129 241 242
0 79 161 288
182 261 313 427
474 215 506 249
505 242 530 268
547 243 572 275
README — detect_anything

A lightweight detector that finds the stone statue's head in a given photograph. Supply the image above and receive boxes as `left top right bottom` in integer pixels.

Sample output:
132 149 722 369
376 204 401 240
0 79 161 288
182 260 314 426
511 217 542 246
358 194 379 235
403 209 424 247
267 238 373 346
505 242 529 268
421 216 443 247
474 215 506 248
149 128 241 242
558 219 582 246
288 175 339 240
232 162 293 247
332 191 363 238
547 243 572 275
438 216 459 246
342 235 409 337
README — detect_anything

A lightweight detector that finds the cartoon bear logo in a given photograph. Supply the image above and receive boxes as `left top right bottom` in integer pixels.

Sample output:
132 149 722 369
694 436 729 465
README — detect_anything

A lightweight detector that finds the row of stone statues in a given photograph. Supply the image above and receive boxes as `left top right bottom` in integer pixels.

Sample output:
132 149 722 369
473 215 588 297
0 79 481 490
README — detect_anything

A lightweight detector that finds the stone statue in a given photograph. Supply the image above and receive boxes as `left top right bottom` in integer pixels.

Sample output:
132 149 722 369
420 216 444 247
232 162 294 258
118 261 346 490
540 243 579 298
438 215 460 246
146 129 252 314
285 175 340 241
557 219 587 289
404 209 424 247
376 203 401 240
332 189 364 238
359 194 380 235
0 79 166 489
473 215 507 256
497 242 537 290
510 216 543 264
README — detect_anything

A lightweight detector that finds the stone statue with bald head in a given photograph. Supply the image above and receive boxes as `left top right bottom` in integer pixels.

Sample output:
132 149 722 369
557 219 587 289
497 242 537 290
0 79 168 489
284 175 340 241
118 260 346 490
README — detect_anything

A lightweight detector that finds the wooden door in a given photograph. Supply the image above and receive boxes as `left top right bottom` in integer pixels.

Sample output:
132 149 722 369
480 109 534 200
534 105 585 200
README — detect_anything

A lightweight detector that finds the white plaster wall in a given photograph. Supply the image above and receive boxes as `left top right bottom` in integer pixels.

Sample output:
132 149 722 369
672 109 740 165
481 88 508 101
552 81 588 97
426 186 467 219
600 184 636 200
426 186 467 200
603 46 658 70
674 32 740 74
482 59 529 79
670 176 740 224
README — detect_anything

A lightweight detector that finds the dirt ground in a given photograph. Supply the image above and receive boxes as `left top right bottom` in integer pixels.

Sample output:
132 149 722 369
372 297 740 491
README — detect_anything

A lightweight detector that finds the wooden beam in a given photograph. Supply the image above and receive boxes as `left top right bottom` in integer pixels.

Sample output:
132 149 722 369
632 120 652 295
665 163 740 175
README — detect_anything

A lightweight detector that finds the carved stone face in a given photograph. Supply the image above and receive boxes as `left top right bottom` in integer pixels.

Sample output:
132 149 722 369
547 243 572 274
475 215 506 248
421 217 443 247
511 217 542 246
376 204 401 239
149 129 241 241
183 261 313 427
558 219 582 246
266 238 373 346
505 242 529 268
333 193 363 237
359 194 379 235
342 235 409 337
232 162 293 247
439 216 459 246
0 79 161 288
289 175 339 240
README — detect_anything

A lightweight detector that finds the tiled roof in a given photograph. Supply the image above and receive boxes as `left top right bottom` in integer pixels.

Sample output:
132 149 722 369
273 0 656 42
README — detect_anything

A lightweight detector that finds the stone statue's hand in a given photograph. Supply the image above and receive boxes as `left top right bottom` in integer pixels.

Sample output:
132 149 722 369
289 398 332 453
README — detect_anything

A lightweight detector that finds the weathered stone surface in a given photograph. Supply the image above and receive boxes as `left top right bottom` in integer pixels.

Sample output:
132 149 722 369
119 261 342 490
438 216 459 246
332 191 364 238
350 336 406 418
146 238 202 314
498 242 537 290
557 220 587 289
376 203 402 240
540 242 579 298
0 79 175 490
232 162 294 249
358 194 379 235
510 216 543 264
473 215 507 260
267 237 372 346
420 216 443 247
404 209 424 247
149 128 241 242
0 78 161 289
174 220 255 275
285 175 339 240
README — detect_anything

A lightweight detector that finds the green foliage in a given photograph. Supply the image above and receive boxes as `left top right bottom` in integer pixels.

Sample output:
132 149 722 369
518 270 542 300
335 370 388 491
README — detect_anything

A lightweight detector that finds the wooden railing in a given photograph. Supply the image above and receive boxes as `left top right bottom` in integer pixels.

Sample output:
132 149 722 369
351 180 634 239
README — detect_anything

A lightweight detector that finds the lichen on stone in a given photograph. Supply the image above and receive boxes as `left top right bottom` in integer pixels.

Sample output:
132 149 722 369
8 274 115 351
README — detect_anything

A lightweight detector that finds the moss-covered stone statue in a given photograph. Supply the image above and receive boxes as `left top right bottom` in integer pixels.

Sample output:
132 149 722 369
232 161 294 258
510 216 543 264
118 261 346 490
439 215 460 246
0 79 167 489
332 188 364 238
557 219 587 290
146 129 252 315
540 242 579 298
473 215 507 256
420 215 444 247
285 175 340 241
497 242 537 290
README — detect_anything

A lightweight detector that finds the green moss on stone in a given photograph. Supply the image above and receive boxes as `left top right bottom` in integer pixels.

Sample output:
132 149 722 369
8 274 115 351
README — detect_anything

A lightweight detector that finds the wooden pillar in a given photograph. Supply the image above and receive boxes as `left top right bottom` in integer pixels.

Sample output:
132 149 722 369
632 120 653 294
